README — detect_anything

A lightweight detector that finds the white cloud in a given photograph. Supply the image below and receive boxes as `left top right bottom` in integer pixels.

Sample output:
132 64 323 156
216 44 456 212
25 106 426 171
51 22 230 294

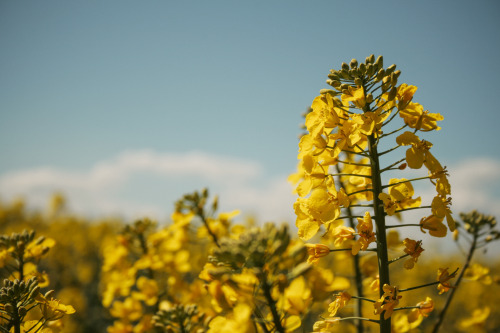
0 150 295 222
1 152 499 237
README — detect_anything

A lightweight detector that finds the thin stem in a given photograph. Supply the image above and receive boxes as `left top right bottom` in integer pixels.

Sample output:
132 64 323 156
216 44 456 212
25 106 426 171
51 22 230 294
388 253 410 264
198 212 220 248
338 317 380 324
351 295 376 303
330 173 372 179
386 224 421 229
379 124 408 139
381 108 401 128
380 158 406 173
260 271 285 333
346 189 373 197
432 228 477 333
393 206 432 214
399 281 439 292
378 145 400 157
381 176 430 189
337 160 371 167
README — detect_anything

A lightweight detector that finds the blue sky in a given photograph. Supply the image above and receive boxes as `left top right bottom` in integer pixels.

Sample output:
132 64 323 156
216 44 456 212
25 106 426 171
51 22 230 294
1 1 500 228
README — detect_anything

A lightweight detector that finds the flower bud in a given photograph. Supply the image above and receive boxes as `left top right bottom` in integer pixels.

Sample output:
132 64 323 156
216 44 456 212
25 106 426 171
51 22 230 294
366 63 374 77
386 64 397 75
376 69 385 81
350 58 358 68
366 54 375 64
354 78 362 87
341 62 349 71
387 87 398 101
359 63 366 75
374 55 383 70
366 93 374 104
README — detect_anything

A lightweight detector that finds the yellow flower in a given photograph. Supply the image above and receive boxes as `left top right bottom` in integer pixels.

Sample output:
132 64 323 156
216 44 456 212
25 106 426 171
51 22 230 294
306 93 343 139
132 277 159 306
396 131 433 169
402 238 424 269
407 297 434 323
379 178 421 215
282 276 312 316
399 102 443 131
352 212 376 255
36 292 76 321
396 83 418 110
342 86 366 108
107 321 134 333
331 226 355 247
294 184 349 240
109 297 142 322
208 303 255 333
437 267 457 294
420 215 447 237
459 306 490 330
374 284 401 319
328 291 351 316
313 318 340 332
464 263 492 284
431 195 455 231
305 243 331 264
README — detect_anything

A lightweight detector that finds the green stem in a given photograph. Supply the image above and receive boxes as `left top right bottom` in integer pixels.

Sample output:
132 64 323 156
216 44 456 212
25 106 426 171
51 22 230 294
368 133 391 333
399 281 439 292
260 271 285 333
431 230 476 333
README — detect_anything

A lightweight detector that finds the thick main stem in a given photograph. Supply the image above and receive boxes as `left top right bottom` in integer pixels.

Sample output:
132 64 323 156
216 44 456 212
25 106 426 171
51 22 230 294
368 134 391 333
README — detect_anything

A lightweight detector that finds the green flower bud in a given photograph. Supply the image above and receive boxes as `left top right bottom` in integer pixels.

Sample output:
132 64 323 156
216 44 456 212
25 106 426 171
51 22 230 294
374 55 383 70
350 58 358 68
387 87 398 101
341 62 349 71
386 64 397 75
366 54 375 64
358 63 366 75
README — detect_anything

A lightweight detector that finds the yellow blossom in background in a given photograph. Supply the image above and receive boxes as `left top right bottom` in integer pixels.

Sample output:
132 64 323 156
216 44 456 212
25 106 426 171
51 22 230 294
109 297 143 322
464 263 492 285
208 303 255 333
459 306 490 331
132 277 159 306
328 291 351 317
